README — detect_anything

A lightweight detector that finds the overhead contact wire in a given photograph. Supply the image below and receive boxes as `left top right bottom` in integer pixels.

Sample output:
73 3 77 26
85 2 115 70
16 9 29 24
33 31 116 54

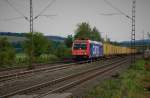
103 0 132 19
34 0 56 20
4 0 29 21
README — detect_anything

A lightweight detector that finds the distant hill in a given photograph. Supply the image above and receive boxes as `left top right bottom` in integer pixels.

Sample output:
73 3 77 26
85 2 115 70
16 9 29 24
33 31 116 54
46 36 65 42
0 32 65 42
0 35 26 43
120 39 150 47
0 32 26 37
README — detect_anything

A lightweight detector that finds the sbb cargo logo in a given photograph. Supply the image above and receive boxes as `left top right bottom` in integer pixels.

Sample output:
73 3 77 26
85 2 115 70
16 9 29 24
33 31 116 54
92 45 99 55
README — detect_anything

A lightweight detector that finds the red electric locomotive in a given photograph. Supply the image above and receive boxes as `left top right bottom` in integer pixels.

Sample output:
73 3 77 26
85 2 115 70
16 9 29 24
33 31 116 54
72 39 103 60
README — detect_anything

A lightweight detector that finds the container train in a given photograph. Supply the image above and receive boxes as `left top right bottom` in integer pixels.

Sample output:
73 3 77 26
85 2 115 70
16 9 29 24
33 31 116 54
72 39 137 60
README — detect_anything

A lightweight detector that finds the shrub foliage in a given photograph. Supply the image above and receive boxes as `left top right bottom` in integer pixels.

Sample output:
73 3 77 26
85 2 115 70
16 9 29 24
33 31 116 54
0 37 15 66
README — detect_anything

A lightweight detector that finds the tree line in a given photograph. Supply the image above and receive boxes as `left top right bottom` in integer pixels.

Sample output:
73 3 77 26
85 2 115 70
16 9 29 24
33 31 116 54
0 22 114 68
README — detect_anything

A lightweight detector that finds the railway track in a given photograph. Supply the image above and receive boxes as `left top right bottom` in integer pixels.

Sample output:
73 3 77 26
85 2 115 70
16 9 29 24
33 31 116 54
0 59 76 77
0 60 88 82
33 58 130 98
0 57 129 98
0 57 122 83
0 59 74 72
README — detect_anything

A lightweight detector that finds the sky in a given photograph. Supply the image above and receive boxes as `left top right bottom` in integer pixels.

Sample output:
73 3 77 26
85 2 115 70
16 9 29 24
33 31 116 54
0 0 150 42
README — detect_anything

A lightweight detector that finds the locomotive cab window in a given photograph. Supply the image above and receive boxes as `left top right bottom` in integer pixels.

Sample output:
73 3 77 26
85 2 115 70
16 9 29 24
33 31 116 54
73 43 87 50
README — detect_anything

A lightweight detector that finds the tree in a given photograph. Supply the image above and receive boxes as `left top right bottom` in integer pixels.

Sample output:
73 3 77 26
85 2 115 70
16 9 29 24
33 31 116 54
23 32 50 64
0 37 15 66
64 35 73 48
54 44 67 59
74 22 92 40
74 22 103 42
91 27 103 41
46 40 54 54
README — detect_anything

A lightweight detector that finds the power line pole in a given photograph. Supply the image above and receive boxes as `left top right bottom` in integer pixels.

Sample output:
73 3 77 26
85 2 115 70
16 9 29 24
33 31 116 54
103 0 137 64
29 0 34 67
4 0 56 68
131 0 136 64
105 32 108 42
142 30 145 58
30 0 33 33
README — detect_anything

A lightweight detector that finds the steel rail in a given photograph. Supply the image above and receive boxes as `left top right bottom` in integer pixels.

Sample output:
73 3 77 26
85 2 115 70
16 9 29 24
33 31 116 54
0 57 127 98
0 57 121 82
35 59 129 98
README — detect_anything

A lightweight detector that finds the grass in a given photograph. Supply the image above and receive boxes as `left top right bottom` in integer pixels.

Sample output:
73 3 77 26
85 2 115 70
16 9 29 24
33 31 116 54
0 53 60 69
0 53 28 69
36 54 59 63
83 59 150 98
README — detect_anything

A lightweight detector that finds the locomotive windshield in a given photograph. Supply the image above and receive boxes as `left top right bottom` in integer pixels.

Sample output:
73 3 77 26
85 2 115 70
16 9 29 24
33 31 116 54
73 43 87 50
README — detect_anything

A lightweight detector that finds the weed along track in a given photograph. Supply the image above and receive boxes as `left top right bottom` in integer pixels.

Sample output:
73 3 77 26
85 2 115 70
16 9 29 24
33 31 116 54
0 57 129 98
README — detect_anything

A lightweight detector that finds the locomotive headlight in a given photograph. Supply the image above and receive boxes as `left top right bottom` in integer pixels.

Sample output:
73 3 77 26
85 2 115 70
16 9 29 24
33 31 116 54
82 50 86 55
84 51 87 55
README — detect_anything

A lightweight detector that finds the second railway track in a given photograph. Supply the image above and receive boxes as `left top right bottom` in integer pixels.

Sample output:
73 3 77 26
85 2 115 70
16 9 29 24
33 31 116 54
0 60 88 82
0 57 122 83
0 56 129 98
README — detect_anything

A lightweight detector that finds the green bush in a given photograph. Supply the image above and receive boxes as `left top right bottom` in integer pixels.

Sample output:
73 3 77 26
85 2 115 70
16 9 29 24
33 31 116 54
132 59 145 70
36 54 59 63
15 53 28 64
84 59 149 98
48 54 59 61
23 32 50 65
0 37 15 67
54 44 72 59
